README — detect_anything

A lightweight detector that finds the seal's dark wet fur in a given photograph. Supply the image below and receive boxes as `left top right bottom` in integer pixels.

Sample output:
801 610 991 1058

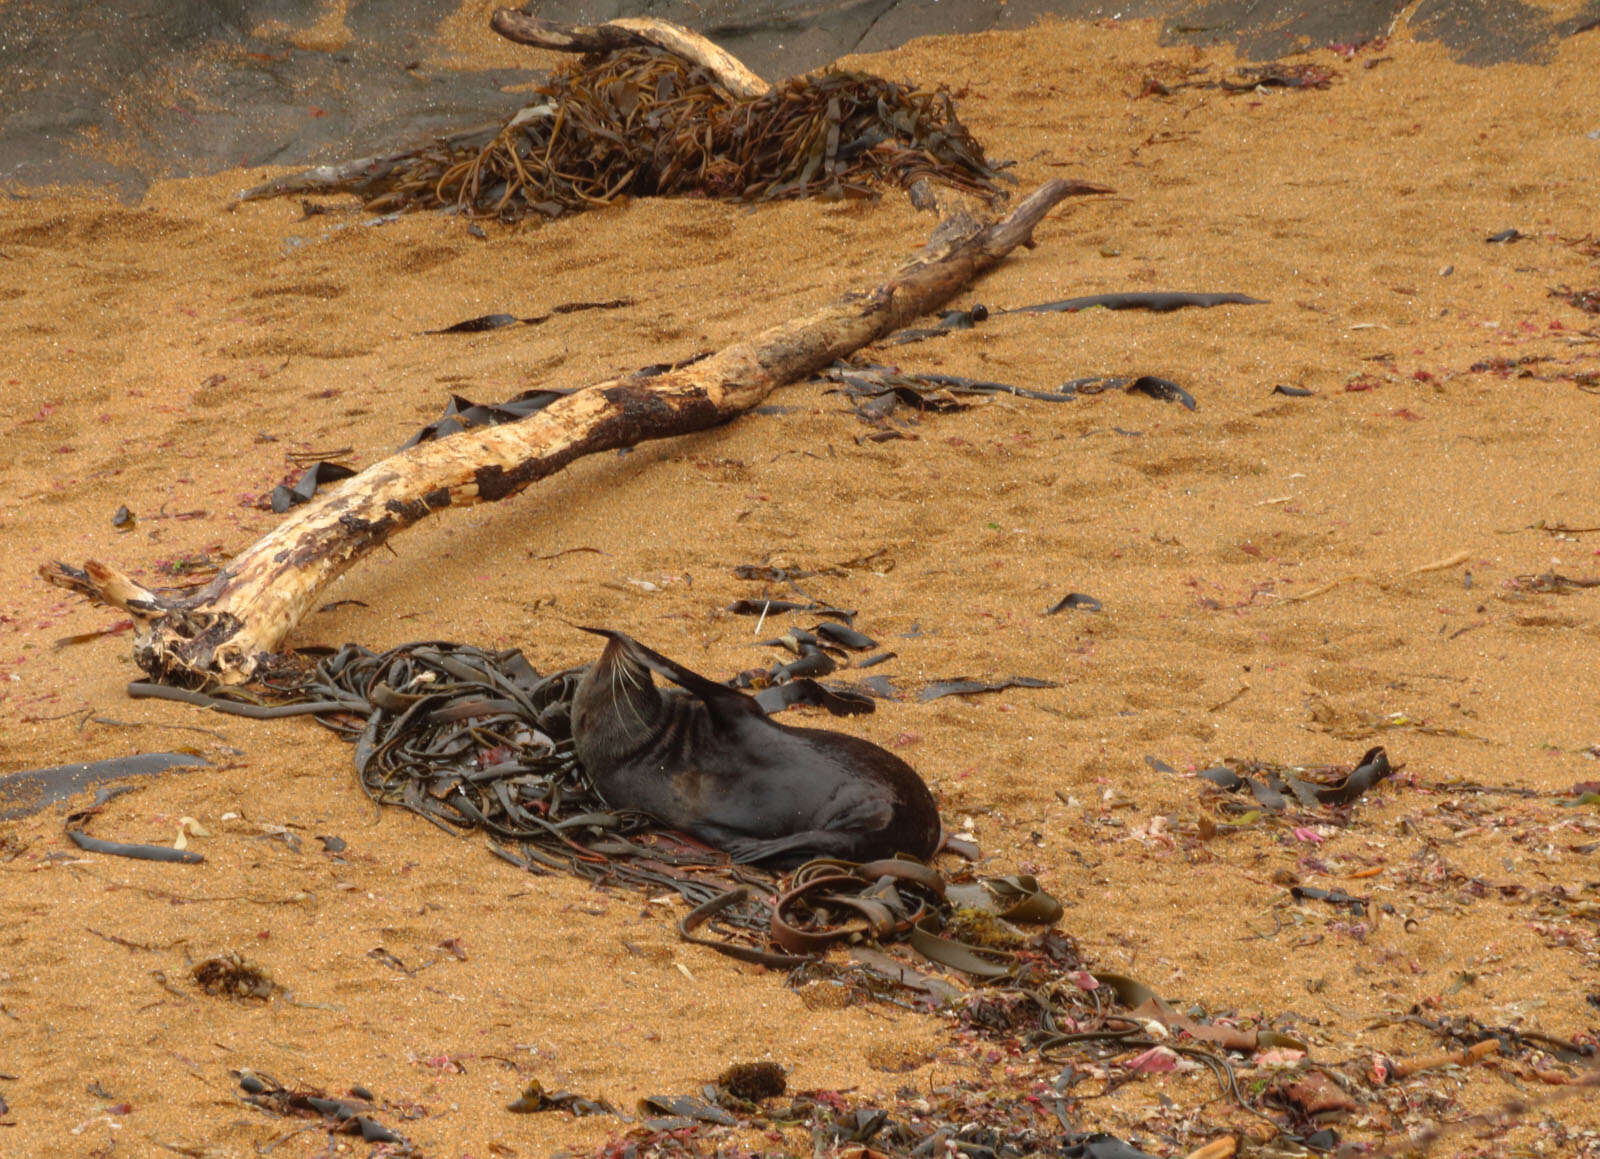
571 628 941 866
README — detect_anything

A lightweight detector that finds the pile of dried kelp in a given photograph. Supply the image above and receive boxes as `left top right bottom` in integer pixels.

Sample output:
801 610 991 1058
262 639 1069 969
255 48 1008 220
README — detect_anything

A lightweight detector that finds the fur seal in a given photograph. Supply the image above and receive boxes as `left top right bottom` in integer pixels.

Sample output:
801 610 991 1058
570 628 941 866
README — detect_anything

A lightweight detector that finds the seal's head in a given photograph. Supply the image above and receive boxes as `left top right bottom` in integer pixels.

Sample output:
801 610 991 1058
571 632 665 773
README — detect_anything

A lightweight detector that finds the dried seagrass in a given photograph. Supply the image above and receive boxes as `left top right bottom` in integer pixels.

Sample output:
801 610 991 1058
238 47 1010 220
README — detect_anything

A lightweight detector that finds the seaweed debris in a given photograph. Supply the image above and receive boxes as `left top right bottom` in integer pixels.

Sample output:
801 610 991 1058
240 48 1010 221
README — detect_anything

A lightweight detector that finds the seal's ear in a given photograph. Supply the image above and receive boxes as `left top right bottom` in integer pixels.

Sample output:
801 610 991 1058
576 628 763 722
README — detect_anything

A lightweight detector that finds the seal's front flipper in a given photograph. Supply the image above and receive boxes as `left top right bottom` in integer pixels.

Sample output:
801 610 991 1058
721 828 876 867
577 627 762 723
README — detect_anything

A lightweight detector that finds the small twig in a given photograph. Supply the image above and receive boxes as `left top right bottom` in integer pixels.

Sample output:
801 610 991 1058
18 705 95 723
1389 1037 1500 1080
1207 683 1248 713
1287 577 1350 602
1398 549 1471 579
531 546 602 561
91 716 237 746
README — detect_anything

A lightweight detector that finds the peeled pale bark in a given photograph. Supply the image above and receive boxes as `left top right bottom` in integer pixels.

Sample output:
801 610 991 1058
41 179 1104 685
487 12 772 97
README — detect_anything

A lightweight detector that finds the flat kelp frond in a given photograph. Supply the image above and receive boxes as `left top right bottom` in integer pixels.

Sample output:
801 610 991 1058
241 48 1010 220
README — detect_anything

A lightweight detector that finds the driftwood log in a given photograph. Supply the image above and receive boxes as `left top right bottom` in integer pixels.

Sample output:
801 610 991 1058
42 178 1103 685
487 11 771 97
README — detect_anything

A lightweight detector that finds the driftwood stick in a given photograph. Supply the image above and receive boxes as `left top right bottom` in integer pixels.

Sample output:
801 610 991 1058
1387 1038 1501 1081
42 179 1106 686
488 11 771 97
233 126 498 205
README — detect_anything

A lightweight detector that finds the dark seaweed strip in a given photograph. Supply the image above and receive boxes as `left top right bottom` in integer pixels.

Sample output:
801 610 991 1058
1045 592 1102 614
65 786 205 864
1128 376 1196 409
909 372 1082 402
0 752 209 822
753 679 874 716
917 676 1058 701
727 598 815 616
424 313 519 334
269 461 358 514
812 622 876 650
1197 765 1243 791
1291 885 1368 915
1313 745 1394 805
66 829 205 864
1007 291 1266 314
127 682 357 718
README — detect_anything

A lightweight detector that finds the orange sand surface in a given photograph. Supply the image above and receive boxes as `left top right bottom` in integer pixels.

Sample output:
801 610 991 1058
2 11 1598 1158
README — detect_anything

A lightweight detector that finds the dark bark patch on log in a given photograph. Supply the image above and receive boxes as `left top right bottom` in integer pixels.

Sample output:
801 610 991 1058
276 513 406 571
385 498 434 521
597 382 721 435
424 488 452 509
474 384 722 501
473 466 516 504
136 611 245 685
337 513 381 537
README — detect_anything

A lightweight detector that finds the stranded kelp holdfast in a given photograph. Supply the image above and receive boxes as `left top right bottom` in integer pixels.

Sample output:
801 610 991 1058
235 15 1011 221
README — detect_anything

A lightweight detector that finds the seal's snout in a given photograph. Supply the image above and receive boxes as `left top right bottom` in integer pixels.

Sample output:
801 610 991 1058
572 634 664 772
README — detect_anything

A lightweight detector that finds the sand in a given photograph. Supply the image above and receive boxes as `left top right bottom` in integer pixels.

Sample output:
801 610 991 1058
2 10 1598 1157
